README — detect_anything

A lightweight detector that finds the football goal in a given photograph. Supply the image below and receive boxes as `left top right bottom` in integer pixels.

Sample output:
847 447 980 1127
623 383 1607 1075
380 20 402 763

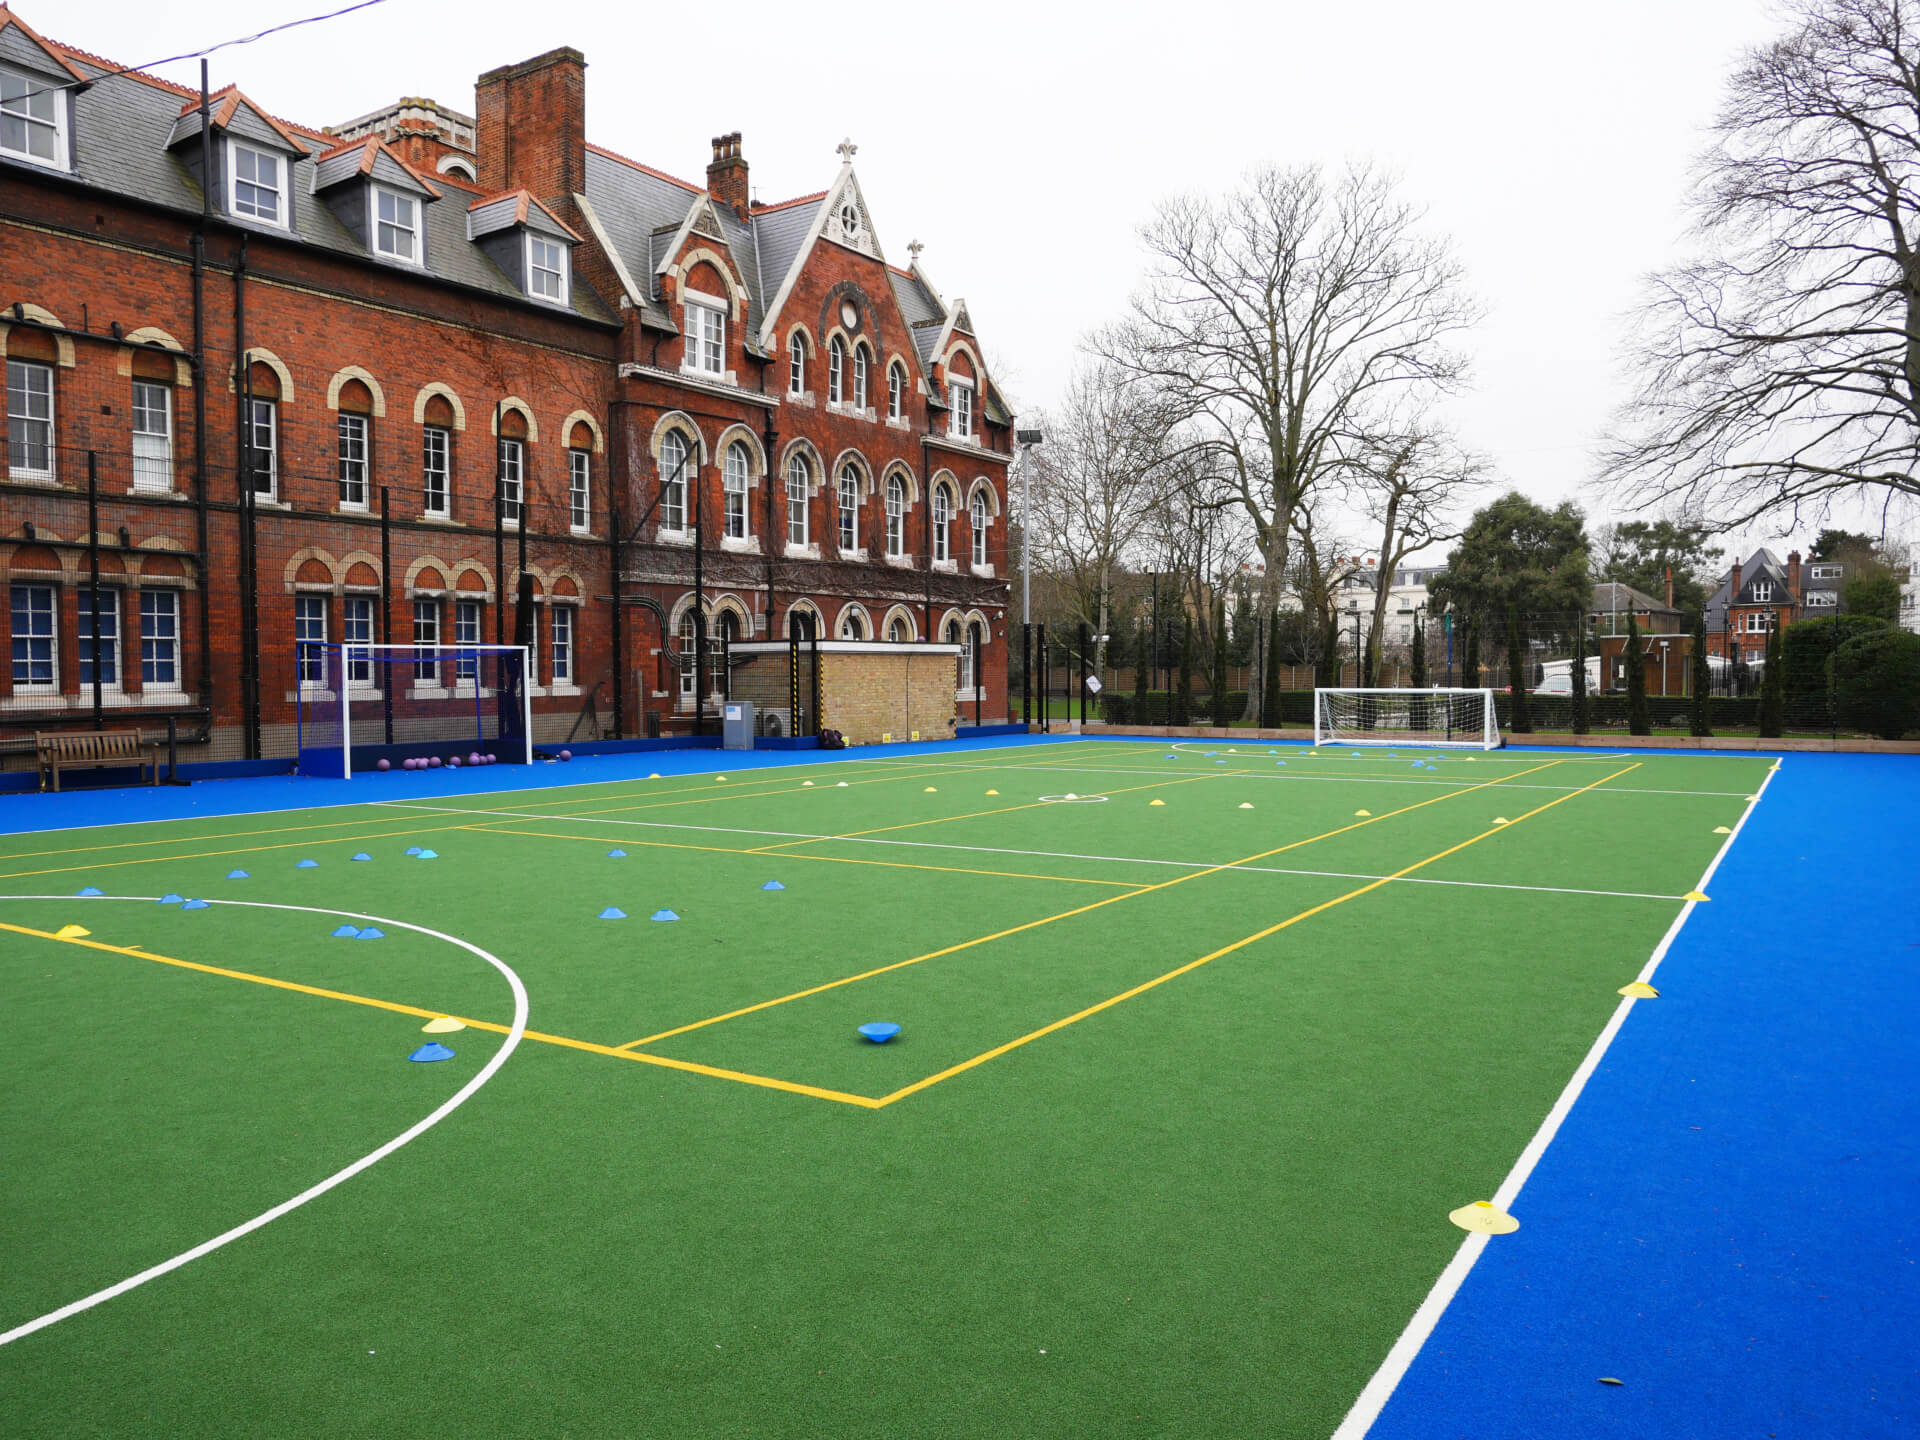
1313 687 1501 750
294 643 532 778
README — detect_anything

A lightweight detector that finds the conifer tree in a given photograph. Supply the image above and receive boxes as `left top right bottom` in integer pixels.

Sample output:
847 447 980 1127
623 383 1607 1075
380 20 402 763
1626 613 1651 735
1758 615 1786 737
1133 618 1149 723
1506 606 1534 732
1212 597 1232 727
1690 609 1712 737
1571 615 1590 734
1174 616 1195 726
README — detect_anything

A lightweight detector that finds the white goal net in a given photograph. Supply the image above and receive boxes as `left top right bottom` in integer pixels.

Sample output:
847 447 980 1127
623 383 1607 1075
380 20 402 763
295 643 533 778
1313 688 1500 750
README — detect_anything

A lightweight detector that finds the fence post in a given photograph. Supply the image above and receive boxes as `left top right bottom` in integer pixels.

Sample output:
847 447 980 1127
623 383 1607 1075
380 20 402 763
380 486 394 744
1079 621 1089 728
1038 622 1049 734
87 451 102 731
1021 622 1031 727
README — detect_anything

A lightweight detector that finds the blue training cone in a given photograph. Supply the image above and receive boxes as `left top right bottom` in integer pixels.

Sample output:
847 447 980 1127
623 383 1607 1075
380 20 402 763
414 849 438 860
78 887 105 897
357 927 385 940
351 852 372 862
159 893 185 905
599 906 627 920
608 849 628 858
227 870 250 879
858 1022 902 1043
332 924 362 938
761 880 786 891
405 846 423 856
408 1042 455 1063
181 898 209 911
297 859 318 869
651 909 679 922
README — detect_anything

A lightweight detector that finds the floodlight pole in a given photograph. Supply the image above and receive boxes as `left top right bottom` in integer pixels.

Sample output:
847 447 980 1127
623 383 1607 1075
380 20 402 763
1015 427 1043 624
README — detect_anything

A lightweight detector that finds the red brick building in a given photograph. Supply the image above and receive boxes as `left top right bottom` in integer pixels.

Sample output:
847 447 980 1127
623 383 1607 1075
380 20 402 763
0 6 1013 765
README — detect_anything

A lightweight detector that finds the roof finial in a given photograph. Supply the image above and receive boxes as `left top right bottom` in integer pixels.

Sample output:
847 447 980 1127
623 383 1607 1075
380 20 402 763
836 137 858 164
907 238 924 263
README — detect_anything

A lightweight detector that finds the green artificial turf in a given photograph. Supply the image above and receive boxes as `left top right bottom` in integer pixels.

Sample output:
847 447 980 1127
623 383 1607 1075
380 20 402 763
0 740 1772 1438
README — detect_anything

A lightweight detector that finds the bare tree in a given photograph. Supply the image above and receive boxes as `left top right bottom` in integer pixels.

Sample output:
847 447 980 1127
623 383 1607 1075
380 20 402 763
1024 363 1185 668
1099 161 1477 716
1605 0 1920 532
1346 419 1488 682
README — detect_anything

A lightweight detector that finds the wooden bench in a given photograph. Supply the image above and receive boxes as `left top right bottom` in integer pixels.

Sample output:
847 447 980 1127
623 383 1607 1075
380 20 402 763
35 729 161 792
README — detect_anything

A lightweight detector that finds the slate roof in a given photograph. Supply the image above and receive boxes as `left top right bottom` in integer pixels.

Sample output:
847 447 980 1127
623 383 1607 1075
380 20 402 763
1590 582 1678 616
3 33 616 326
1704 549 1794 629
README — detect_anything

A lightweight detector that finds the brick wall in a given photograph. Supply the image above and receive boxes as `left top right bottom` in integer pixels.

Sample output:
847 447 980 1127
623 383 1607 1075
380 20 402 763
821 647 958 746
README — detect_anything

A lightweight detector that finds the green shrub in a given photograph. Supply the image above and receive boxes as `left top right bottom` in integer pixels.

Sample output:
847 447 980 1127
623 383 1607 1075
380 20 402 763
1834 627 1920 739
1781 615 1891 699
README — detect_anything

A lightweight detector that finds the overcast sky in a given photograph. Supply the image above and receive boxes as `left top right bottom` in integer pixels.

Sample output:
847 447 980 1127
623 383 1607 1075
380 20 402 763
50 0 1890 564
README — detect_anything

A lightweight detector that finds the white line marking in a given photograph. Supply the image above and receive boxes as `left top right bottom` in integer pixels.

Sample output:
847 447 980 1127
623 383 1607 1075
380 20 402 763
375 802 1687 902
0 894 530 1349
1326 758 1782 1438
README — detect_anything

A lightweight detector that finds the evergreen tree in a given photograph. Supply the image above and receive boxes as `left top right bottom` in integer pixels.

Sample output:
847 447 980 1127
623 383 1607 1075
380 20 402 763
1211 597 1232 727
1506 606 1534 732
1758 615 1786 737
1133 617 1149 722
1263 609 1283 729
1315 613 1340 689
1408 613 1430 730
1690 609 1712 737
1173 616 1195 727
1571 615 1590 734
1458 613 1480 690
1625 613 1651 735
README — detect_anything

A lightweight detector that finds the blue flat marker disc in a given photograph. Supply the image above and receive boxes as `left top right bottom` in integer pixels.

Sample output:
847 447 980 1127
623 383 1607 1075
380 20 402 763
858 1022 901 1043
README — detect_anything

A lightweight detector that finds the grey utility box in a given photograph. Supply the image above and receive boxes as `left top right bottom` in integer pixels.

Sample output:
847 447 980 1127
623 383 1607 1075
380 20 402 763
722 701 756 751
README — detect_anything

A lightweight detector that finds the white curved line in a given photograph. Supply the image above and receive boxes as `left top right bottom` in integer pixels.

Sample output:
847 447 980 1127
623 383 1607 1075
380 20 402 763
0 893 529 1349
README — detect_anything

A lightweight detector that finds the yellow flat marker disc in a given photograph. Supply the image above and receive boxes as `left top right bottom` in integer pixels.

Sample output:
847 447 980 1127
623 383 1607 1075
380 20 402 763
1746 794 1760 801
716 776 727 782
1684 890 1711 902
924 787 938 793
1149 799 1165 807
648 772 660 779
1238 802 1254 809
1354 809 1372 817
802 780 815 787
422 1016 466 1034
1598 1377 1624 1386
55 924 92 940
1713 826 1732 834
1618 981 1660 998
1448 1200 1519 1235
985 789 999 795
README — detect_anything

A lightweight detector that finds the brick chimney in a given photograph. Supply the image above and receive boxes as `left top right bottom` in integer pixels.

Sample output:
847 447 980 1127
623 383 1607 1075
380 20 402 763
1787 548 1802 612
708 132 749 220
1664 565 1673 612
474 47 587 215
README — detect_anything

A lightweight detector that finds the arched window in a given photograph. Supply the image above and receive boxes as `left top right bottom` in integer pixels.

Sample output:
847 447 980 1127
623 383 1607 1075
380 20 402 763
966 620 984 694
786 453 810 547
715 609 738 684
970 490 989 566
828 336 846 405
677 608 699 698
885 474 906 557
788 332 806 395
838 464 861 551
839 607 867 641
788 606 816 641
887 361 905 421
932 482 953 563
889 614 911 643
852 345 869 411
945 617 971 691
660 430 690 532
724 441 751 539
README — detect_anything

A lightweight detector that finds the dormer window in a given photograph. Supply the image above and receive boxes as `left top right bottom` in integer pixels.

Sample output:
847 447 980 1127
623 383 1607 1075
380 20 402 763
375 187 419 263
684 297 725 376
527 233 568 303
949 379 974 440
230 142 287 226
1 66 68 169
1751 580 1773 602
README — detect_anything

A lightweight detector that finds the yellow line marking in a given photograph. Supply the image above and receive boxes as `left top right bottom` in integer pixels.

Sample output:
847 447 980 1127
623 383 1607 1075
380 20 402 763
616 759 1568 1049
0 920 879 1109
871 761 1644 1106
453 823 1135 889
0 823 464 883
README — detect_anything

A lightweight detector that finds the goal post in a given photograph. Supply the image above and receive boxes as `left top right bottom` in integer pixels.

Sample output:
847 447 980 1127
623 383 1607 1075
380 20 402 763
295 643 533 778
1313 687 1501 750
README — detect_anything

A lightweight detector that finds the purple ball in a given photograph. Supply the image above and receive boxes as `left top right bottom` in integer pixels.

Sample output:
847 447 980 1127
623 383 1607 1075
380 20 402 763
469 751 482 767
485 753 497 765
404 758 417 771
560 749 572 762
377 757 391 772
429 756 443 769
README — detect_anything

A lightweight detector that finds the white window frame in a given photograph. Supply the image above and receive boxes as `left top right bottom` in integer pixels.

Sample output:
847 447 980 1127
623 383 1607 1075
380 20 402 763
373 185 421 264
77 587 122 691
788 333 806 395
10 582 56 691
885 474 906 557
140 588 181 690
0 64 70 170
526 233 569 304
948 379 974 440
660 431 690 534
723 441 750 540
838 466 860 552
828 337 845 406
337 412 370 510
1743 611 1773 634
497 436 524 528
677 611 698 698
852 345 869 411
1804 590 1838 608
7 357 54 480
295 595 328 687
569 447 592 533
971 491 989 567
786 453 810 548
1750 580 1773 603
131 380 174 493
932 483 953 563
454 598 482 683
228 140 288 229
412 598 440 683
888 362 905 421
248 398 278 500
839 609 867 641
343 596 376 687
683 296 726 377
551 604 574 684
1810 564 1843 580
422 424 450 518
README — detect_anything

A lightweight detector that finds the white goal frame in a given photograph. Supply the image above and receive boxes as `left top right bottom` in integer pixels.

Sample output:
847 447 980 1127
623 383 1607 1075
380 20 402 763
301 643 534 778
1313 687 1500 750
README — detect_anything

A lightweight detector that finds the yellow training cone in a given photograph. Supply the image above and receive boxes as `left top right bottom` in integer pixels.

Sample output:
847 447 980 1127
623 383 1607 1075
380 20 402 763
1712 826 1732 834
1684 890 1711 902
802 780 815 787
1492 817 1511 825
1149 798 1166 807
1448 1200 1519 1235
1355 809 1372 817
985 788 999 795
648 772 661 779
924 787 938 793
1618 981 1659 999
422 1016 467 1034
1238 802 1254 809
55 924 91 940
716 775 727 782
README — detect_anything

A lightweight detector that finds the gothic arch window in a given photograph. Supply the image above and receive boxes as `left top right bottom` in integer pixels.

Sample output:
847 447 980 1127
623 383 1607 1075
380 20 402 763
788 331 807 396
838 463 862 552
885 473 907 557
970 489 990 566
887 360 906 421
659 429 692 532
724 440 752 539
828 336 846 406
932 480 955 563
785 452 812 548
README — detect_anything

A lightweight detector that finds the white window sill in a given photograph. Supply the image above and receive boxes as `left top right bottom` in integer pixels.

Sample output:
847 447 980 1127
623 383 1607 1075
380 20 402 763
336 503 370 517
7 471 56 485
250 496 289 511
681 365 737 386
129 484 181 499
787 390 814 407
885 553 915 568
784 543 821 560
291 688 336 702
840 546 868 562
408 686 450 701
933 560 959 574
658 528 694 546
886 416 911 431
549 682 581 696
571 525 594 538
720 535 760 555
971 563 995 578
422 511 457 525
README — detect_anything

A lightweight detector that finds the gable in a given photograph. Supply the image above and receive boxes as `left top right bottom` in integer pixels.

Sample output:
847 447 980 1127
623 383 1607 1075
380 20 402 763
0 11 87 84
